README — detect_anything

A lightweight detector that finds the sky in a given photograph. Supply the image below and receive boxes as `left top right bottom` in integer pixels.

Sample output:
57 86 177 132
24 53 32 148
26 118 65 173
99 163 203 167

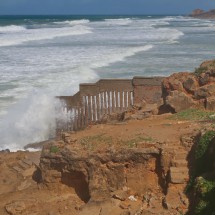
0 0 215 15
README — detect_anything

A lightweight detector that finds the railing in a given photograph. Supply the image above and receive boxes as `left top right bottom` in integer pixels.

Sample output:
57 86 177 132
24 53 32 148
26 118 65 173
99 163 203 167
57 77 163 131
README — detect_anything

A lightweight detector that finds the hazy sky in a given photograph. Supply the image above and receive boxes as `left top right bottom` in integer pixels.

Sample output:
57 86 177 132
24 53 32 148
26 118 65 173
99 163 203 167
0 0 215 15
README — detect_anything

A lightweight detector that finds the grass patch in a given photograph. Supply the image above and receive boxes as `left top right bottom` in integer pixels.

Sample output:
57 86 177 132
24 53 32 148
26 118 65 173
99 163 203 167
120 136 153 148
169 108 215 121
50 146 59 153
79 134 113 150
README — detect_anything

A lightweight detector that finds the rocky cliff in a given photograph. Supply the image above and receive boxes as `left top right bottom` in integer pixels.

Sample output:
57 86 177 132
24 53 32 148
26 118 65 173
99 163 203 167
162 59 215 113
190 9 215 19
39 113 212 215
1 59 215 215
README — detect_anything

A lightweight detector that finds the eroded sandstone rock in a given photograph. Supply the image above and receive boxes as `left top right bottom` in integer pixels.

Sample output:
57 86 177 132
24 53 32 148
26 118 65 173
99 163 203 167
40 144 160 203
162 60 215 112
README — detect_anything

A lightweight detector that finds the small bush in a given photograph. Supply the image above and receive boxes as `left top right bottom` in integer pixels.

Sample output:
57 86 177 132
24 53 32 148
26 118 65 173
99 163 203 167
195 177 215 198
194 66 208 76
195 199 208 215
194 178 215 215
195 130 215 160
50 146 59 153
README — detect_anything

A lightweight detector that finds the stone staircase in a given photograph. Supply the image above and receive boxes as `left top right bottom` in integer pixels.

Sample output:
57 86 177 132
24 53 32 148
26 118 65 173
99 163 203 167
161 142 190 213
12 153 41 178
170 148 189 184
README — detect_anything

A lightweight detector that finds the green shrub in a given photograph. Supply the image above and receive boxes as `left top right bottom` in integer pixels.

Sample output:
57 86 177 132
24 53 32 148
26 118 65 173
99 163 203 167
194 178 215 215
194 66 208 76
195 177 215 198
195 130 215 160
195 199 208 215
50 146 59 153
194 131 215 176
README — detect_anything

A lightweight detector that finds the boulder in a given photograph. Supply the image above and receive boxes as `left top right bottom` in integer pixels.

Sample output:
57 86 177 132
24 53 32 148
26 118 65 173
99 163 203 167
165 91 196 112
183 76 198 93
194 84 215 99
162 60 215 112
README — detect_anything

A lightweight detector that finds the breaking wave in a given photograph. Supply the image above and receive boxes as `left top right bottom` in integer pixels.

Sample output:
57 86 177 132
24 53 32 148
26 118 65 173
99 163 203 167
0 25 92 47
0 25 26 33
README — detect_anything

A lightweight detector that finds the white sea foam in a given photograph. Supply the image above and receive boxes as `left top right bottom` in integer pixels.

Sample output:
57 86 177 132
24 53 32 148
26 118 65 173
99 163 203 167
0 92 57 151
54 19 90 25
104 18 133 25
0 25 92 47
0 25 26 33
0 44 153 151
90 45 154 69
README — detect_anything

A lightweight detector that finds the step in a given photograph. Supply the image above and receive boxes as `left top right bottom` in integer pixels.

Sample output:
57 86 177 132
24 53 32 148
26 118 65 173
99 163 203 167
22 159 33 166
174 152 188 160
172 159 188 167
170 167 189 184
12 166 23 173
26 154 40 166
18 160 30 170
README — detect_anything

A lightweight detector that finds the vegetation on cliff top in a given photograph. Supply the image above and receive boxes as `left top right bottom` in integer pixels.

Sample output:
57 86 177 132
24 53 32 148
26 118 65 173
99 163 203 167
186 130 215 214
169 108 215 121
194 59 215 76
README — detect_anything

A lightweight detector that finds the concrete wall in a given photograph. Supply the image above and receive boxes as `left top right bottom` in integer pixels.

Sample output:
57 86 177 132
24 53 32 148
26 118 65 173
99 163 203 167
133 77 164 104
57 77 163 131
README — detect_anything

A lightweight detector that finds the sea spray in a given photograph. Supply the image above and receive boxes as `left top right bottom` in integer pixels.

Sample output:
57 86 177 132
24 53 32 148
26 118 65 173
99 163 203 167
0 91 69 151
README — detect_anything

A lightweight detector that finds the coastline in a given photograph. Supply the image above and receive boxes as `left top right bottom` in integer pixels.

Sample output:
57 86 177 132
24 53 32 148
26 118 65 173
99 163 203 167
0 59 215 214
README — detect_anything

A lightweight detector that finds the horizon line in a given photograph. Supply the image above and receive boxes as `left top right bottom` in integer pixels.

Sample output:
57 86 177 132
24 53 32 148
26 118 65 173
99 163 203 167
0 13 187 16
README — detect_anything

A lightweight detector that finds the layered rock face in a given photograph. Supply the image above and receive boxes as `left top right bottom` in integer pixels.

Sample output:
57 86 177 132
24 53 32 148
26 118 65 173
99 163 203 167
40 144 161 203
162 59 215 112
39 130 200 215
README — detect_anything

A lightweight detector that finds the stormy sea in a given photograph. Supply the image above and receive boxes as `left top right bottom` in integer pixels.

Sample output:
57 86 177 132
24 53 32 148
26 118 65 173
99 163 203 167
0 15 215 150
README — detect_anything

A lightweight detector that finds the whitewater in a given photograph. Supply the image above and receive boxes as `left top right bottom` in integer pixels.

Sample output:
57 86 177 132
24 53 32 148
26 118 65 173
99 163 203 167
0 15 215 151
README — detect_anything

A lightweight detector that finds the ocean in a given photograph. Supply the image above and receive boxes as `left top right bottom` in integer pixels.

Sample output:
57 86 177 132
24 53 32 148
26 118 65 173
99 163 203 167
0 15 215 151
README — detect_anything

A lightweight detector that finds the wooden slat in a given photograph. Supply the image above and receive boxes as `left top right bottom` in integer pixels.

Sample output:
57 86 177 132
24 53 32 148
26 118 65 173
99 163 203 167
88 96 92 124
104 92 107 115
96 94 100 121
92 96 96 122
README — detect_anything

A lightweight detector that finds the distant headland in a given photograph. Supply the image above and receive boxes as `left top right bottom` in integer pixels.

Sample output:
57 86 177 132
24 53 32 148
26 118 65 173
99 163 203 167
190 9 215 19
